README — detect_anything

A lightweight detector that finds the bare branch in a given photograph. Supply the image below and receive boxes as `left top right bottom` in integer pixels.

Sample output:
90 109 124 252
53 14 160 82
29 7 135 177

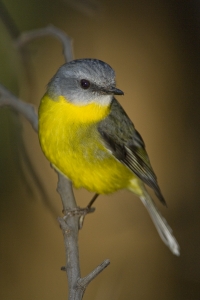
56 170 77 210
0 83 38 132
15 25 74 63
77 259 110 289
1 25 110 299
56 173 106 299
58 216 81 300
58 213 110 299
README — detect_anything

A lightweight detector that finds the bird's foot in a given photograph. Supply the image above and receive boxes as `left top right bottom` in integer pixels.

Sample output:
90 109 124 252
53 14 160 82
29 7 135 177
78 206 95 229
62 193 99 229
78 193 99 229
62 206 95 229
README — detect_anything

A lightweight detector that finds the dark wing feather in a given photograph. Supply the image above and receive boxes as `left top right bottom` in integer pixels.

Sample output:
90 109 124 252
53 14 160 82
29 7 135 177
98 98 166 206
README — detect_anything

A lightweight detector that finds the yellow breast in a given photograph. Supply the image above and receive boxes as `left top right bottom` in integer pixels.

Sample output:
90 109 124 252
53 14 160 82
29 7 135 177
38 94 136 194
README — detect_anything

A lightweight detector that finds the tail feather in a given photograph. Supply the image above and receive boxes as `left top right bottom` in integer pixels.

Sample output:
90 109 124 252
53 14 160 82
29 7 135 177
139 190 180 256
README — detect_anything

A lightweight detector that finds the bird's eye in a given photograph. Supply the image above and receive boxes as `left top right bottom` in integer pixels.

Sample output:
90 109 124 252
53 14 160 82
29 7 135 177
80 79 90 89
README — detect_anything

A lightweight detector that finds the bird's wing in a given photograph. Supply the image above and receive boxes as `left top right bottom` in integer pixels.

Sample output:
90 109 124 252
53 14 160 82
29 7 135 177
97 98 166 205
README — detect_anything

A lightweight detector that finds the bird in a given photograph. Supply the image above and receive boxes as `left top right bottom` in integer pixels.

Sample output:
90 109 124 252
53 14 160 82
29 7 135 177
38 58 180 256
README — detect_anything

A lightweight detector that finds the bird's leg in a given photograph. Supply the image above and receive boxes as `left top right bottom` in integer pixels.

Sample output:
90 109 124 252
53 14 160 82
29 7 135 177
87 193 99 208
78 193 99 229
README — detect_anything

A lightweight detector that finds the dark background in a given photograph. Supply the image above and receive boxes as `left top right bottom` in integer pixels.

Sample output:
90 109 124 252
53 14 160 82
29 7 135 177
0 0 200 299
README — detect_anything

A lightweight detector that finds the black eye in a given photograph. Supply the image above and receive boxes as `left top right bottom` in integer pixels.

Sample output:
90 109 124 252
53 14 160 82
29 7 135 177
80 79 90 89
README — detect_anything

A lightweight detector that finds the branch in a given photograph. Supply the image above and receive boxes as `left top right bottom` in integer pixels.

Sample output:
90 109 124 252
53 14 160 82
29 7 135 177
77 259 110 290
0 25 110 299
0 83 38 132
15 25 74 63
56 171 109 299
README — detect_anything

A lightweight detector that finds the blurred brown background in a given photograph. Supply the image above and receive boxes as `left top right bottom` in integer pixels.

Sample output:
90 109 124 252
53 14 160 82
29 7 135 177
0 0 200 299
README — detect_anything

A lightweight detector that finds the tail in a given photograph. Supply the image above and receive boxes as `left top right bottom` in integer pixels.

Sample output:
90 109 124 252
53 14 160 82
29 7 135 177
139 189 180 256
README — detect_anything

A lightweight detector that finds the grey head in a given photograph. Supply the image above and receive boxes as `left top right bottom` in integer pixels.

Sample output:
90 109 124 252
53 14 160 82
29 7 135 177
47 59 124 105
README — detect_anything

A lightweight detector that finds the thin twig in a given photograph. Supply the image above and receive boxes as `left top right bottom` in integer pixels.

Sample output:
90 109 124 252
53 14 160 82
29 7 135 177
0 83 38 132
77 259 110 289
15 25 74 63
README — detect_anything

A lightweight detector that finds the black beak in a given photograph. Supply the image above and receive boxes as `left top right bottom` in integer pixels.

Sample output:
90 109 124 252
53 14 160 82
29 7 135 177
101 86 124 96
110 87 124 95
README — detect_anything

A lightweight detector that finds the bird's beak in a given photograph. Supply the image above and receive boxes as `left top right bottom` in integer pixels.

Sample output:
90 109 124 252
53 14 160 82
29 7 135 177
101 86 124 95
108 86 124 95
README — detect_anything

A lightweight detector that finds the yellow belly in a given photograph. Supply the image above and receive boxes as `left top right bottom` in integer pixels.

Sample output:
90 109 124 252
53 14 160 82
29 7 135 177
38 94 142 195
